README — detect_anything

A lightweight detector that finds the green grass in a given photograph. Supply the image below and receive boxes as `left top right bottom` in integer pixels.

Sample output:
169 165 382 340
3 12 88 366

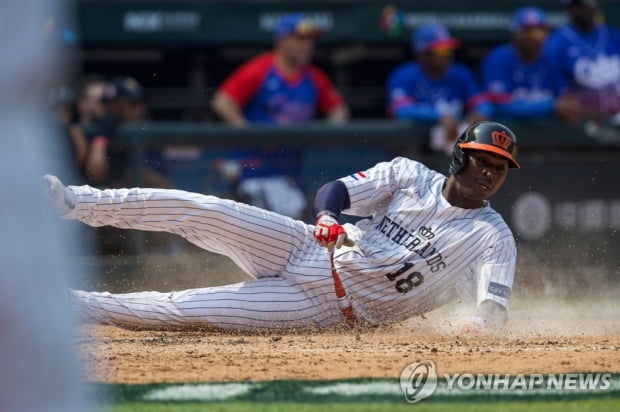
88 375 620 411
103 398 620 412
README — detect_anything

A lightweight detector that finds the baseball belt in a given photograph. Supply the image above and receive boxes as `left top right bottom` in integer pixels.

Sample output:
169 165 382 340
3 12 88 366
329 254 357 328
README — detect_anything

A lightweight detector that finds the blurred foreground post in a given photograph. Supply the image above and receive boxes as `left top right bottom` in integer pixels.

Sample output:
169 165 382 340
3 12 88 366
0 0 88 410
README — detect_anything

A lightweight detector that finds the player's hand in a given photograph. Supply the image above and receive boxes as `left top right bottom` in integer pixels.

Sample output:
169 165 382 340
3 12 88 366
459 316 487 336
313 214 347 253
43 174 75 215
554 93 583 124
459 323 482 336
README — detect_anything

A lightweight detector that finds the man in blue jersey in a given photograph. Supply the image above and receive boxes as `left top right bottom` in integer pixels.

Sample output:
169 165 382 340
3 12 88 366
546 0 620 134
482 6 582 123
387 23 492 153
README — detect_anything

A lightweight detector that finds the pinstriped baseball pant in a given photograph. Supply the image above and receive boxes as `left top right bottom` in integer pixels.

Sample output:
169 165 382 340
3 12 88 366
66 185 348 331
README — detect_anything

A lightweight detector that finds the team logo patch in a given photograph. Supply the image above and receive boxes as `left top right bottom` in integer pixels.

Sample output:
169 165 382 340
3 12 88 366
350 171 367 180
488 282 511 298
418 226 435 240
491 130 512 150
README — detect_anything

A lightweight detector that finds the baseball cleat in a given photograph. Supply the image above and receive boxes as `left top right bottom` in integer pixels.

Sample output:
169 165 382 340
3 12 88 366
43 174 76 215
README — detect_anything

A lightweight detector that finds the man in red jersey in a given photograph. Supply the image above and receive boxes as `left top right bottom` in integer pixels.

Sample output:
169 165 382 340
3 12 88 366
211 13 350 219
212 13 349 125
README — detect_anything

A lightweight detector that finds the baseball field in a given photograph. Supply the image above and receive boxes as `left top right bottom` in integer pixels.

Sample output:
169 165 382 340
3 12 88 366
74 253 620 410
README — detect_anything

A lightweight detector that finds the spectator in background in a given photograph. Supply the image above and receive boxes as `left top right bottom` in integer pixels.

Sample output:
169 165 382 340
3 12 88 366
546 0 620 136
387 23 491 154
211 12 350 219
48 85 89 181
72 74 109 183
82 76 172 255
75 74 106 127
85 76 170 188
482 6 582 123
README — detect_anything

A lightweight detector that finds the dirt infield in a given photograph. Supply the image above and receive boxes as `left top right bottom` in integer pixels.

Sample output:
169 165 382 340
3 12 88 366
77 301 620 384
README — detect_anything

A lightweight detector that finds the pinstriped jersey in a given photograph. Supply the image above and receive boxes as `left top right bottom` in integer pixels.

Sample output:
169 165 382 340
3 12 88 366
334 157 516 325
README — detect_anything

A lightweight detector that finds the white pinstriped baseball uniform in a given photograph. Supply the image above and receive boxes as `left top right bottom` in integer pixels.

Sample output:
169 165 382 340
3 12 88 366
68 156 516 331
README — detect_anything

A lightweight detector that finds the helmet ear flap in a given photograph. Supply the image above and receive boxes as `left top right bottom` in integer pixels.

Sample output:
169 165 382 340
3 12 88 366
449 123 477 175
449 143 468 175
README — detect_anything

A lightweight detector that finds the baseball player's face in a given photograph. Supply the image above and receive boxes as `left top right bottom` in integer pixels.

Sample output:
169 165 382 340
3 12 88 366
418 48 453 77
457 150 509 200
569 3 598 29
514 27 548 57
278 35 316 67
79 82 106 121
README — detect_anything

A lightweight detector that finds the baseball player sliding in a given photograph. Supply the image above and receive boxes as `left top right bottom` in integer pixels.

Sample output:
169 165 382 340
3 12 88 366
45 121 519 333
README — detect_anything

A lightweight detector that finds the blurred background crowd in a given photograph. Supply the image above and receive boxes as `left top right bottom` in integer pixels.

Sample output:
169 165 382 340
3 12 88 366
47 0 620 254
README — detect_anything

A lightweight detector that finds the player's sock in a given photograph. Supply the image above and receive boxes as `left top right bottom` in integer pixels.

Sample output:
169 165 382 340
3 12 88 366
43 174 76 215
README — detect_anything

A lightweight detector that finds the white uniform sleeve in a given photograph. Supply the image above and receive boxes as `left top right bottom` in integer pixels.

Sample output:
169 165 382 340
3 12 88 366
475 232 516 310
339 157 422 217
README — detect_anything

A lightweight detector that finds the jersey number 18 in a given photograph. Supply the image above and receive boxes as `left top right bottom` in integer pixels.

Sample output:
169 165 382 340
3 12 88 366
386 263 424 293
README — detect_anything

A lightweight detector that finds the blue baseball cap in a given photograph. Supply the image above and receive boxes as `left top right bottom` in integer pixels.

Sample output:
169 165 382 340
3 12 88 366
411 23 460 53
511 7 549 31
274 13 323 40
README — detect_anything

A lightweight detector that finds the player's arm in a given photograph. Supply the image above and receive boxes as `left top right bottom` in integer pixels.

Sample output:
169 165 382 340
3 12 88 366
495 99 555 120
312 158 422 251
311 180 351 252
462 234 516 335
390 98 440 122
478 299 508 328
481 51 562 120
211 54 267 127
386 66 441 123
325 103 350 124
211 91 247 127
482 49 554 119
312 180 351 219
85 134 109 183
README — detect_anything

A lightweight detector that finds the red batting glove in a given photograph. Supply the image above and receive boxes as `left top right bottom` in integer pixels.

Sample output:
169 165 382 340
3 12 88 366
314 214 347 253
459 316 487 336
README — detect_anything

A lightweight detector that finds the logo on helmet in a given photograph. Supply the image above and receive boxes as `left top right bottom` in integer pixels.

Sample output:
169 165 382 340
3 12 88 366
490 130 512 150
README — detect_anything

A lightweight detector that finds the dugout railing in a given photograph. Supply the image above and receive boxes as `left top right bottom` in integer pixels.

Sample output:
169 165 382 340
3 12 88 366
118 119 609 187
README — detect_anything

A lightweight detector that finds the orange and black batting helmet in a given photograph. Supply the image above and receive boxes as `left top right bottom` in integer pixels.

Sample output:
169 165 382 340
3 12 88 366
449 121 520 175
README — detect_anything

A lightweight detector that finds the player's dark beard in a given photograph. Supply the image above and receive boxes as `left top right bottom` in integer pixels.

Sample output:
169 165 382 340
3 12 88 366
571 8 597 31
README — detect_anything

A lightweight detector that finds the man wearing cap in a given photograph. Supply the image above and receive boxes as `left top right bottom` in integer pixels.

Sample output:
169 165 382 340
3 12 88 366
387 23 492 154
546 0 620 131
212 13 348 125
481 6 582 123
211 13 350 219
83 76 169 189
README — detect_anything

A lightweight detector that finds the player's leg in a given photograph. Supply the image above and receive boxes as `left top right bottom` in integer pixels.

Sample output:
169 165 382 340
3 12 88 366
70 277 343 331
64 185 311 277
